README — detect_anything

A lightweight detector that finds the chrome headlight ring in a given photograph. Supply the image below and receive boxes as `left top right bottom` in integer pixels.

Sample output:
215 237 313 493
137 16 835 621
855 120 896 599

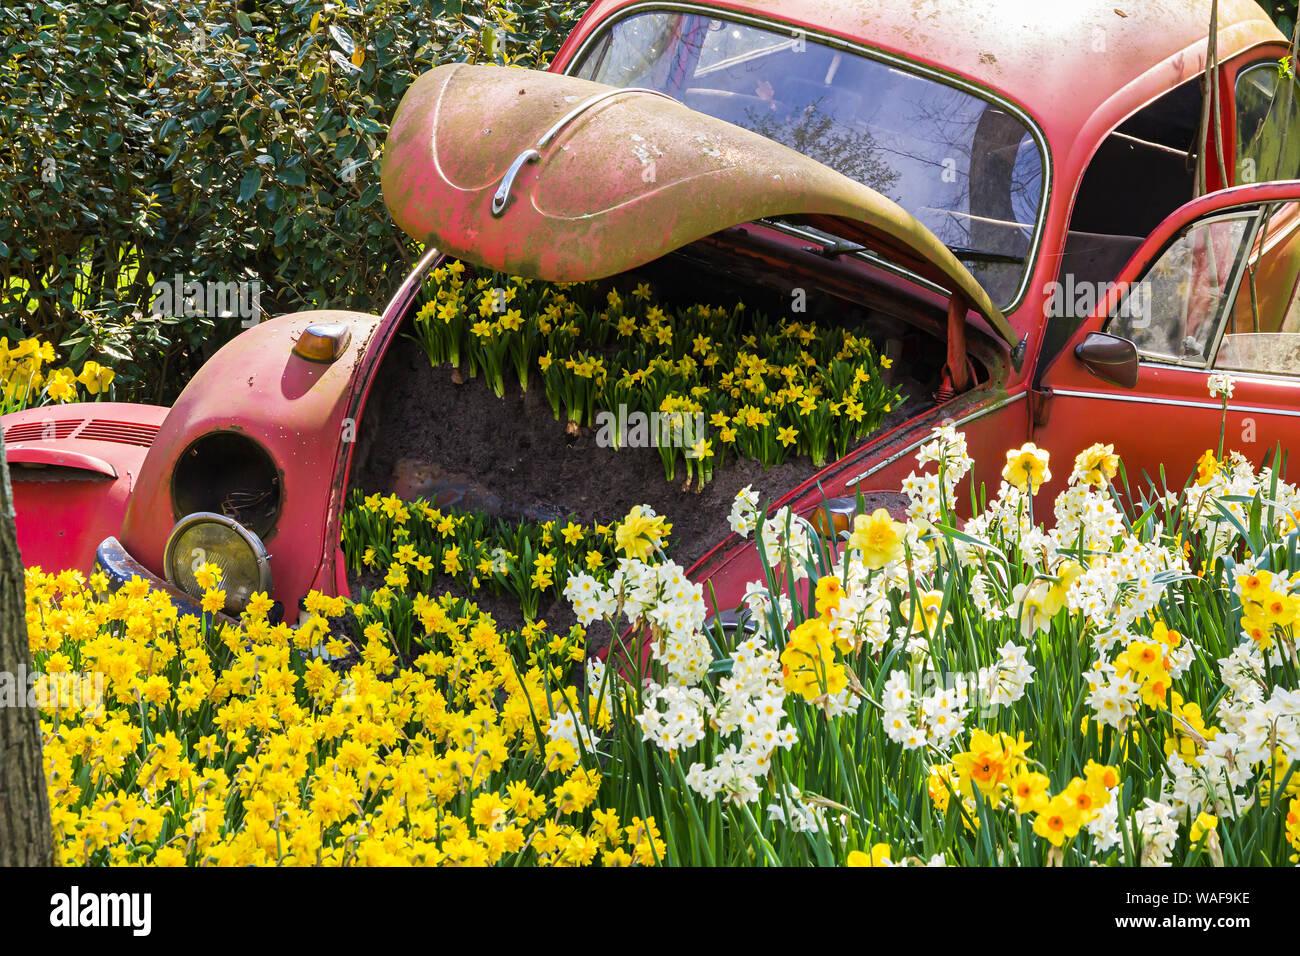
163 512 272 616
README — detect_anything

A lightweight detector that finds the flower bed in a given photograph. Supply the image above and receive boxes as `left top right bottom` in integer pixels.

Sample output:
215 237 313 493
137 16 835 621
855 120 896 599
340 488 649 625
345 267 928 622
24 426 1300 866
411 265 901 487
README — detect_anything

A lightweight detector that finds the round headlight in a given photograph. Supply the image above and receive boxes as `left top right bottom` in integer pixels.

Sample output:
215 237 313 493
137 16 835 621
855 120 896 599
164 512 272 616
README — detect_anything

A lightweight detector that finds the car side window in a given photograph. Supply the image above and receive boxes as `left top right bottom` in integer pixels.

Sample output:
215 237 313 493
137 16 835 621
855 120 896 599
1236 62 1300 185
1037 76 1202 371
1215 201 1300 376
1109 212 1257 367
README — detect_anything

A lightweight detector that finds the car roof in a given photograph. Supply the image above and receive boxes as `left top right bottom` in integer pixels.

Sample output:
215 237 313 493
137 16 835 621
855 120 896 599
570 0 1285 154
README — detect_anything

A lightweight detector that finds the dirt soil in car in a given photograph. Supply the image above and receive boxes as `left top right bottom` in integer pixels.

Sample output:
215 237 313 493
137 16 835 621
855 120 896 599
348 348 928 634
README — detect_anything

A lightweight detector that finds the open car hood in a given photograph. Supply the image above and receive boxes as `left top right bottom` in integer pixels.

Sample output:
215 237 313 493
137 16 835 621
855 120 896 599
382 63 1015 346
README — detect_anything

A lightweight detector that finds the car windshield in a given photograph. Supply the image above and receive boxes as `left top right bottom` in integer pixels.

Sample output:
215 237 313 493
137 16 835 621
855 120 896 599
571 11 1046 310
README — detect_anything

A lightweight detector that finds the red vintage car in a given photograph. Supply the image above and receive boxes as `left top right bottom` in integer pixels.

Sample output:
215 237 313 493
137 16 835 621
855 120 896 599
6 0 1300 625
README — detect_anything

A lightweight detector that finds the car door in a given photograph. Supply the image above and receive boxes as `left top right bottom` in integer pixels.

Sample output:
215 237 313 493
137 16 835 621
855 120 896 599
1033 181 1300 499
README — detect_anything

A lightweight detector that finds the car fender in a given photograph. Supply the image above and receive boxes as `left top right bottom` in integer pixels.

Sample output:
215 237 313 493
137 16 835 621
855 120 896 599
117 310 380 612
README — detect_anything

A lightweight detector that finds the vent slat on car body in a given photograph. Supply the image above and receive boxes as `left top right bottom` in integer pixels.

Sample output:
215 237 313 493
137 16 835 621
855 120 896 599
75 420 160 448
2 419 83 443
1 418 160 448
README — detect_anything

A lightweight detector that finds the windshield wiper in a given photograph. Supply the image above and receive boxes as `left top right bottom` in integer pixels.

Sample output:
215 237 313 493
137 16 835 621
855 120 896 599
948 246 1025 264
775 218 1025 267
804 237 867 258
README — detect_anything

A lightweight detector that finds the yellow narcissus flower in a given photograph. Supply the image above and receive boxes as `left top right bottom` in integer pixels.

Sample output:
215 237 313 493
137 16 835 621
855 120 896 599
1042 560 1083 616
471 793 509 830
847 508 905 569
1195 449 1220 486
1083 760 1121 794
846 843 891 866
1062 776 1103 823
1122 640 1166 682
77 360 115 395
193 562 224 591
951 729 1029 800
901 589 951 635
1237 569 1273 602
1008 770 1051 815
200 589 226 615
385 563 409 589
1261 589 1300 629
927 764 955 813
1002 442 1051 494
1071 442 1118 488
614 505 671 560
45 367 78 403
1190 812 1218 843
813 575 843 618
244 591 275 622
780 617 846 701
1032 794 1082 847
379 494 409 521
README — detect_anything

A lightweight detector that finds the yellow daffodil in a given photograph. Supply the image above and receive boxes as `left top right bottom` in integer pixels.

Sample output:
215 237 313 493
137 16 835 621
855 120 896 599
847 508 905 569
1002 442 1051 494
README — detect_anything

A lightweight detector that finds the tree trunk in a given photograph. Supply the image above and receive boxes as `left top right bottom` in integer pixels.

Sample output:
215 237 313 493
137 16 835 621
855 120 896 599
0 433 53 866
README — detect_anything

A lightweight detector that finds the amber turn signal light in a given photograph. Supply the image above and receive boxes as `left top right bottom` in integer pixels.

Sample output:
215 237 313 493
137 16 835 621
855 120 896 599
810 497 859 541
292 323 352 363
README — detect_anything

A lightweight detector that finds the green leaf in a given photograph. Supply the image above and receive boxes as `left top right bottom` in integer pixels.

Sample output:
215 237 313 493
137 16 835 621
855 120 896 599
330 50 361 74
238 168 262 203
329 23 356 56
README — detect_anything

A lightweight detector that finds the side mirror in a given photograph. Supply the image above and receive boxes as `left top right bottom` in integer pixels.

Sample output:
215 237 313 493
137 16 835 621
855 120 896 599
1074 332 1139 389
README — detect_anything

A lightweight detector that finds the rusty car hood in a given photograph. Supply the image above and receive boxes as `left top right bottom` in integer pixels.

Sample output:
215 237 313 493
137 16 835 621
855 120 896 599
382 63 1015 346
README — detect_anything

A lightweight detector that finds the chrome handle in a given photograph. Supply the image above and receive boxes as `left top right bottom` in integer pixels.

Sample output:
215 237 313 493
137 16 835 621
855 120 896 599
491 87 678 219
491 148 541 218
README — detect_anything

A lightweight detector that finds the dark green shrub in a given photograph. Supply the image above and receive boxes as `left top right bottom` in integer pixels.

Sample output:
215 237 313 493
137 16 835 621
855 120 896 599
0 0 585 401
